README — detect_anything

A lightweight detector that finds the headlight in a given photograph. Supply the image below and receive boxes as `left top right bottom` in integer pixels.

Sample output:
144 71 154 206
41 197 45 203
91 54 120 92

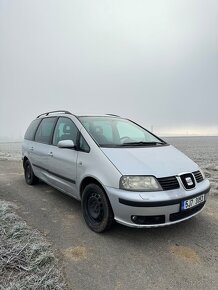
120 176 162 191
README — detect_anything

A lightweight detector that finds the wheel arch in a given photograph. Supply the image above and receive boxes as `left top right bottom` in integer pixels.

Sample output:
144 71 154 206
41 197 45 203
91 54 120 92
23 156 28 168
80 176 106 198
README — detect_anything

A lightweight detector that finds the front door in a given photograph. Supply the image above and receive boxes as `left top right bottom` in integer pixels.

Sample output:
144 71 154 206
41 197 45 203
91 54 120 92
47 117 79 197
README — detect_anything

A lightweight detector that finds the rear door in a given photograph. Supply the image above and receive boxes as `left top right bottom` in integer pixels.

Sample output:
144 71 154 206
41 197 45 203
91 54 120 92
23 118 41 163
31 117 57 182
47 117 79 197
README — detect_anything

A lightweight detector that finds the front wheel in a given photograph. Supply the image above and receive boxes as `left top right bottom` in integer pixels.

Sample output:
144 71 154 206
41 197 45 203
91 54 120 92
24 160 38 185
81 184 114 233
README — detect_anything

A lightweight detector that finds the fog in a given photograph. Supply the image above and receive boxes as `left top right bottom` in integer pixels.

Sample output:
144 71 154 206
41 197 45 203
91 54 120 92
0 0 217 140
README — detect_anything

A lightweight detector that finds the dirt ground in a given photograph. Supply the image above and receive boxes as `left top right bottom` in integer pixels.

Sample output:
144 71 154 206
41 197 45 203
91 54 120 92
0 159 217 290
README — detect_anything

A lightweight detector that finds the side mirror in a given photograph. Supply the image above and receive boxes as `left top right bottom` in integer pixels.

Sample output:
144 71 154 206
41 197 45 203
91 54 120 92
57 140 75 149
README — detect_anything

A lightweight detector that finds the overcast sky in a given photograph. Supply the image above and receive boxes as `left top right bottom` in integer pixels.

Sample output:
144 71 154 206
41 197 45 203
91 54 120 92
0 0 217 140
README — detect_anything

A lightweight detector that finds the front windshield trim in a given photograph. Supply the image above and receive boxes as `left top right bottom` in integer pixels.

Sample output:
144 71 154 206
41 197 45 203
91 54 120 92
77 116 168 148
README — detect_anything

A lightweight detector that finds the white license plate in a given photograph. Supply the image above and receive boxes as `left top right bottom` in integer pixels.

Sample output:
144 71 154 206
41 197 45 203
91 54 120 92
181 194 205 211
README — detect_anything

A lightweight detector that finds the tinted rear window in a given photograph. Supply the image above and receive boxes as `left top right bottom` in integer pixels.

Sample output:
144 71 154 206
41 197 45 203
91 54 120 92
24 119 41 141
35 117 56 144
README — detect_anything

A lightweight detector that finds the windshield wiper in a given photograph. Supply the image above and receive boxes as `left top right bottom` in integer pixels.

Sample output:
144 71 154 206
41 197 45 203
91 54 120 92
121 141 165 146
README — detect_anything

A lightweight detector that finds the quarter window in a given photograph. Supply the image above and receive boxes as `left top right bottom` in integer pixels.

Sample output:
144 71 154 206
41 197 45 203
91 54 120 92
24 119 41 141
35 117 56 144
79 134 90 153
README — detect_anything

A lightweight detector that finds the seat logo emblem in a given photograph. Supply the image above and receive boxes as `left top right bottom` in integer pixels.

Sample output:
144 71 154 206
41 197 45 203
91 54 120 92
185 177 193 186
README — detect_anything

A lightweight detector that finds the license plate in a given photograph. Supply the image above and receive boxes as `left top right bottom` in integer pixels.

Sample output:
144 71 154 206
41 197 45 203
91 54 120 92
181 194 205 211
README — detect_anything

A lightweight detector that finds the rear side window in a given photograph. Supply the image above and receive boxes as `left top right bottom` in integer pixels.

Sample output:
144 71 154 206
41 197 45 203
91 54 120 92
35 117 56 144
24 119 41 141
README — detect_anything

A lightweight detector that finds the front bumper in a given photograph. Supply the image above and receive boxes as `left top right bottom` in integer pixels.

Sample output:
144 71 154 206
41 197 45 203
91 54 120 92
105 179 210 228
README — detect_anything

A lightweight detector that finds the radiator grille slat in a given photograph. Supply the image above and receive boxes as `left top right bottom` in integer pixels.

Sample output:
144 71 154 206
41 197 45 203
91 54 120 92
193 171 204 183
157 176 180 190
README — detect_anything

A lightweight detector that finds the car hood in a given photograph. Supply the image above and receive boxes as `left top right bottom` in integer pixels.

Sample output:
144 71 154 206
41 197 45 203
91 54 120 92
101 145 199 177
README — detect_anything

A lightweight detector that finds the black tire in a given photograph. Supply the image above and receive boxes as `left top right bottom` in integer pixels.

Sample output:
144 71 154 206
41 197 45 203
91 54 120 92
81 183 114 233
24 160 38 185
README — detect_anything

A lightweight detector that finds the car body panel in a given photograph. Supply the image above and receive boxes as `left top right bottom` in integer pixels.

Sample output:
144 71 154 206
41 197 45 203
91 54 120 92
105 180 210 227
24 141 52 183
46 145 78 197
101 145 199 177
76 127 122 194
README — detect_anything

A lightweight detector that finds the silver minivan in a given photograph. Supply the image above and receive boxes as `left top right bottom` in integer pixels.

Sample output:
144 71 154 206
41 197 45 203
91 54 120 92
22 110 210 232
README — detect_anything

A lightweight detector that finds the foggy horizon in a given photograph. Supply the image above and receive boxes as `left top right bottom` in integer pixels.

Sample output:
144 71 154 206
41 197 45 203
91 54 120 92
0 0 218 140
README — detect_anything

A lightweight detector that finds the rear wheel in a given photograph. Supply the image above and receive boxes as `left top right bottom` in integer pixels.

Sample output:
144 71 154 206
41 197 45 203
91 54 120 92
81 183 114 233
24 160 38 185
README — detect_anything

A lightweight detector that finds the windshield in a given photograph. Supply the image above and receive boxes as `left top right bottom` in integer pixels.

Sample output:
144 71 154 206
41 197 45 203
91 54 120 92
78 116 166 147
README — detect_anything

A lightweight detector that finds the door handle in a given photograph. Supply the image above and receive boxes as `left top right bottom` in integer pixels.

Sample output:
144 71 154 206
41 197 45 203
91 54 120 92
48 152 53 157
29 147 34 151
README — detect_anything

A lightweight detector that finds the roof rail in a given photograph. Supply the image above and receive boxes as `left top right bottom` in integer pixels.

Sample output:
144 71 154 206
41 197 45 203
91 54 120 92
37 110 72 118
106 114 120 117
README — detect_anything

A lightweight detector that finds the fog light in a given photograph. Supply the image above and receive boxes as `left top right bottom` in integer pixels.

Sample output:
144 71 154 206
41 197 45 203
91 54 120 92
131 215 165 225
132 215 137 221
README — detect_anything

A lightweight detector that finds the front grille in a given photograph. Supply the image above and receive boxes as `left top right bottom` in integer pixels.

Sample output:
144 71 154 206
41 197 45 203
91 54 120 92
193 171 204 183
157 176 180 190
169 202 205 222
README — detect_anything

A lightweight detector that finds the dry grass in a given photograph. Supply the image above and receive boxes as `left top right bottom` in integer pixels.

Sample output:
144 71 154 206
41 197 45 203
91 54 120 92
0 200 67 290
